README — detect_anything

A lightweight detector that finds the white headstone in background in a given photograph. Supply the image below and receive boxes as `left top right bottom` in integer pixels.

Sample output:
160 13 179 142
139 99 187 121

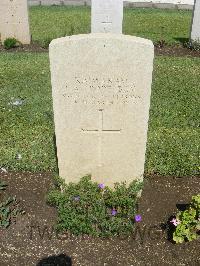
50 34 154 187
0 0 31 44
191 0 200 42
91 0 123 33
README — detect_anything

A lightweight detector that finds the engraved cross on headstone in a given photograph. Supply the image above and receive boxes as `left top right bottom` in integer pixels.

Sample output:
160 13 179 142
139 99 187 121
91 0 123 34
101 15 112 31
82 109 122 167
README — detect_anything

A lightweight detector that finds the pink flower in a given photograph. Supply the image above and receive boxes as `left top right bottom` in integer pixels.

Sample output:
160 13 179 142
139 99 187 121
170 218 180 226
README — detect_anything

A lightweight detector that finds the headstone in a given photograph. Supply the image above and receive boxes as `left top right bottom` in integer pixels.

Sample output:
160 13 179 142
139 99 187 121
91 0 123 33
191 0 200 42
50 34 154 187
0 0 31 44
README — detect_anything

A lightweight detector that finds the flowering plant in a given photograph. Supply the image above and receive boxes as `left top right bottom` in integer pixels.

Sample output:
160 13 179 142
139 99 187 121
47 175 143 237
172 195 200 243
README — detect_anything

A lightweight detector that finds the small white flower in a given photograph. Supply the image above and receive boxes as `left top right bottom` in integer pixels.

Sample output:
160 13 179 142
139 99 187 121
0 167 7 173
16 154 22 160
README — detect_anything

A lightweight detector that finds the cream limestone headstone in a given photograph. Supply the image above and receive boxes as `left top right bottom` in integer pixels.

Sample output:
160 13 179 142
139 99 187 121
0 0 30 44
50 34 154 187
91 0 123 33
191 0 200 42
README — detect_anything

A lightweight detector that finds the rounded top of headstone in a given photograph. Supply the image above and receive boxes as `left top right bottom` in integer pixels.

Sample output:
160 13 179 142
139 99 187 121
49 33 154 49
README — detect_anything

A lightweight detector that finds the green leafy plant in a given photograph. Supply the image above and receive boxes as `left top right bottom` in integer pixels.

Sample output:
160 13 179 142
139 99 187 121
155 39 167 48
184 40 200 51
0 180 7 191
47 175 143 237
171 195 200 243
3 38 18 50
0 180 24 228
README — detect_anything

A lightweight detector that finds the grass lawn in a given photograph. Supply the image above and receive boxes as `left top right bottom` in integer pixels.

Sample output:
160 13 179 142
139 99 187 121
29 6 192 46
0 53 199 176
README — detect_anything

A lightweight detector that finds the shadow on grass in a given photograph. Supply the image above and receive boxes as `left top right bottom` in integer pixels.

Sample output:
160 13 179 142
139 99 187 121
37 253 72 266
173 37 189 44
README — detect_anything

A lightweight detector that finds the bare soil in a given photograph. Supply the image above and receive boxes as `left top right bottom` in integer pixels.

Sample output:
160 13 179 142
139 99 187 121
0 172 199 266
0 43 200 57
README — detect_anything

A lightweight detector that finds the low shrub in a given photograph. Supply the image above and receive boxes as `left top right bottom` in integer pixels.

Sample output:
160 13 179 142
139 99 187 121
170 195 200 243
155 39 167 48
47 175 143 237
184 40 200 51
3 38 18 50
0 180 24 228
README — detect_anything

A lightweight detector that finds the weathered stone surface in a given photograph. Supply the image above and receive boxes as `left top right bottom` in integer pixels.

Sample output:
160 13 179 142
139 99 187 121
91 0 123 33
0 0 30 44
50 34 154 187
191 0 200 42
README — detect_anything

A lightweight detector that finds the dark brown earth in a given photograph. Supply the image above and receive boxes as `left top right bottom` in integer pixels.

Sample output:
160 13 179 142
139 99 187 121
0 43 47 53
155 45 200 57
0 172 199 266
0 43 200 57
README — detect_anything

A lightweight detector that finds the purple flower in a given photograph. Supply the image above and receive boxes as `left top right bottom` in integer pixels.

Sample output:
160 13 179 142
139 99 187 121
111 209 117 216
135 214 142 222
170 218 180 226
73 196 80 201
98 183 105 189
